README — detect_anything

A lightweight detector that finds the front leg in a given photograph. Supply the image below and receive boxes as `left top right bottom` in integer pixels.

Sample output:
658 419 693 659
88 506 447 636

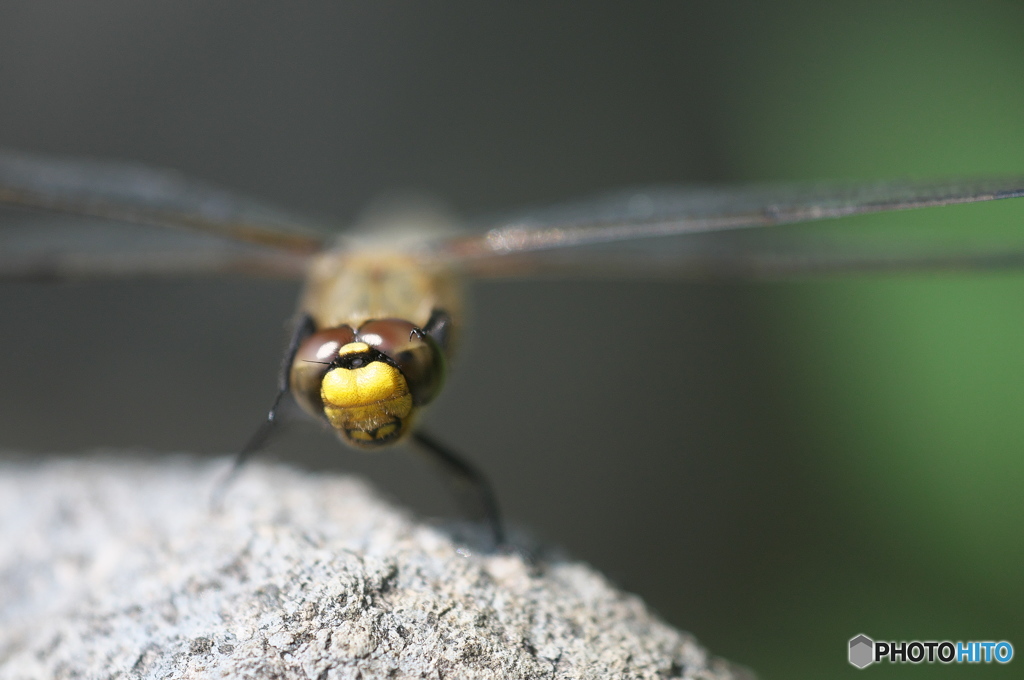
211 313 316 508
410 429 505 547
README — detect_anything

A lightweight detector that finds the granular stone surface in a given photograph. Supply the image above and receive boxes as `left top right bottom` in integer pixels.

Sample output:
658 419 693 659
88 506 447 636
0 456 751 679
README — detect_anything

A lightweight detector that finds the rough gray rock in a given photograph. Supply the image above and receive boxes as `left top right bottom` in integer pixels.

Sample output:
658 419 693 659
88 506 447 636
0 456 750 680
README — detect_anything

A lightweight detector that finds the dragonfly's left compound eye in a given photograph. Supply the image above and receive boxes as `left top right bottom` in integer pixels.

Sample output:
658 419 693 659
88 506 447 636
355 318 446 406
289 319 447 449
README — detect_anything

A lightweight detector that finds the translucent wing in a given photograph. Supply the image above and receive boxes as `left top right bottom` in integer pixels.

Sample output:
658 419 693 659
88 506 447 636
0 148 327 250
0 213 311 280
0 149 327 280
442 179 1024 278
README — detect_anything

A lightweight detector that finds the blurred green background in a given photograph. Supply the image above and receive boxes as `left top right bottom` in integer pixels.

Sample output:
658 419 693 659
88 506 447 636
726 3 1024 677
0 1 1021 677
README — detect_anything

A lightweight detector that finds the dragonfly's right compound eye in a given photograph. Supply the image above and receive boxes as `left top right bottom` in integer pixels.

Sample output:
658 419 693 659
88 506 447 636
289 326 357 418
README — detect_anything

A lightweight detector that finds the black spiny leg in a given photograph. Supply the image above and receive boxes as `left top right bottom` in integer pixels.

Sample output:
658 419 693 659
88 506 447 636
422 308 454 353
211 313 316 509
411 429 505 547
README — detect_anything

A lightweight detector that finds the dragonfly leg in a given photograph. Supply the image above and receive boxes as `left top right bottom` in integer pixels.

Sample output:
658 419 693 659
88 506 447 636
410 429 505 547
210 313 316 509
422 308 454 353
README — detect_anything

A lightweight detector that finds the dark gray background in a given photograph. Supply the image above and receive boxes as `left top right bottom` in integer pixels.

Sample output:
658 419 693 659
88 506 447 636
2 3 1021 678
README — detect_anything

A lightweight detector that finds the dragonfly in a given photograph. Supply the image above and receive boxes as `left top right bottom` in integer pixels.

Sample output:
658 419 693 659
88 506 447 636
2 148 1024 545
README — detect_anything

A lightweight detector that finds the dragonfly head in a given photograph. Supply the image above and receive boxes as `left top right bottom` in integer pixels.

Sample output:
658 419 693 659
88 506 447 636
289 319 446 448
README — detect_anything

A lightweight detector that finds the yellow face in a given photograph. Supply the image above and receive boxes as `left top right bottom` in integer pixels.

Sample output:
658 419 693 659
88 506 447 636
289 319 447 450
319 342 415 447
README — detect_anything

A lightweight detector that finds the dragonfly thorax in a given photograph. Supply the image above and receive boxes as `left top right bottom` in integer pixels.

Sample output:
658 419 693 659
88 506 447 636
301 250 463 332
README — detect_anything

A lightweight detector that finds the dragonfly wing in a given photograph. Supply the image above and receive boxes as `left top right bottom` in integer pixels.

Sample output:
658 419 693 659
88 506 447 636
0 213 311 280
0 149 328 254
460 230 1024 279
440 178 1024 278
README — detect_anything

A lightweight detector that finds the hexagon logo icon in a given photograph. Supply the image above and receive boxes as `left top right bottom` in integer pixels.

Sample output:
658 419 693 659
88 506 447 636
849 634 874 668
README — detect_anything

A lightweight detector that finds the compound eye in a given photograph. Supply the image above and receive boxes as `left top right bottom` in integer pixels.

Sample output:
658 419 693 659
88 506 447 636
357 319 446 406
289 326 356 417
355 318 420 354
